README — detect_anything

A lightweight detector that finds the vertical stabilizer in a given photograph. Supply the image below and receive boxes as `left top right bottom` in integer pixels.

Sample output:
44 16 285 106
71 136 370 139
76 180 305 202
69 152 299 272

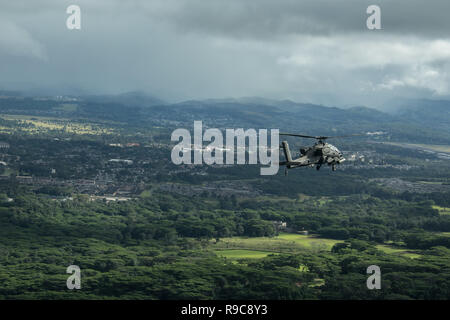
281 141 292 163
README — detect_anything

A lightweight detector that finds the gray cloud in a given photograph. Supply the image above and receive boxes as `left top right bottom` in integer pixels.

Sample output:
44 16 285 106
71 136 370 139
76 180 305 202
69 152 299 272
151 0 450 39
0 0 450 108
0 20 47 60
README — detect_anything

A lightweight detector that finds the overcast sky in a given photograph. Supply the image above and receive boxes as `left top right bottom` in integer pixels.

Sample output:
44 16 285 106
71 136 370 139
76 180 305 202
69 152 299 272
1 0 450 108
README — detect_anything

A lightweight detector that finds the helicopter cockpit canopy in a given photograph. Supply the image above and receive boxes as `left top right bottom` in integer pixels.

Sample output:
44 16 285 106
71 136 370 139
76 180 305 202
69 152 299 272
323 144 341 156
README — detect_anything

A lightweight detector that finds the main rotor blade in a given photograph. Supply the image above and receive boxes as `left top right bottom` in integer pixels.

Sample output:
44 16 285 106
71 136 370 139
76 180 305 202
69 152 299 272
279 133 320 139
324 132 386 139
280 133 369 140
325 133 366 139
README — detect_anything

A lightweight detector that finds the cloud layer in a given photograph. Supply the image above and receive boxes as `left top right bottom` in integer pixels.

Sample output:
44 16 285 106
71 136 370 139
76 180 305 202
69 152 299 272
1 0 450 107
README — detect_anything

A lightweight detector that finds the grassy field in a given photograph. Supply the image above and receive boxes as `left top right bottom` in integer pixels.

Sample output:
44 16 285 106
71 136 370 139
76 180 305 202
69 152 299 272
414 144 450 153
376 245 421 259
215 249 277 260
385 142 450 154
212 233 343 255
418 181 443 185
276 233 341 249
213 233 422 260
0 115 115 136
0 167 15 177
433 205 450 215
215 249 310 272
54 104 78 112
309 278 325 287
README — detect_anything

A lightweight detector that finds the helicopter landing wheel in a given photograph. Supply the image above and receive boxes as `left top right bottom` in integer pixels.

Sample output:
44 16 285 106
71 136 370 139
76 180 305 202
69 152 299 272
316 165 321 171
332 165 336 171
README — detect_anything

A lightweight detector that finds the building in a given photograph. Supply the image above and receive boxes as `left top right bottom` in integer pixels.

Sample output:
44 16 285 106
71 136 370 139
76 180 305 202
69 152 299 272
272 221 287 232
125 143 140 147
108 159 133 165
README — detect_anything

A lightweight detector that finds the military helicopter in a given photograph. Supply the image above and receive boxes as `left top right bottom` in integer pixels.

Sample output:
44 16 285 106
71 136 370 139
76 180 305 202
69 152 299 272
279 133 363 175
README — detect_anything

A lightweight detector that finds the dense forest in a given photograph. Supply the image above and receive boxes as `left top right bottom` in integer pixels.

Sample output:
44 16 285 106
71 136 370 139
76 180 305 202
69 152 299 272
0 182 449 299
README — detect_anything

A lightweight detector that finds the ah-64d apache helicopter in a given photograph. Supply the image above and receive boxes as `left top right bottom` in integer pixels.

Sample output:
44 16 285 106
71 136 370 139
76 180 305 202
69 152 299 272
279 133 370 175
